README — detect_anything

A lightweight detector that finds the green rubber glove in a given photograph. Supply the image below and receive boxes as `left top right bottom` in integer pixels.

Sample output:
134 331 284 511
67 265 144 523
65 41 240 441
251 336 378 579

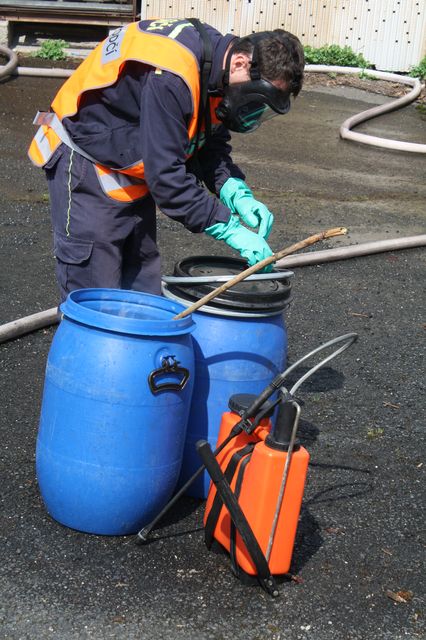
205 215 273 271
220 177 274 239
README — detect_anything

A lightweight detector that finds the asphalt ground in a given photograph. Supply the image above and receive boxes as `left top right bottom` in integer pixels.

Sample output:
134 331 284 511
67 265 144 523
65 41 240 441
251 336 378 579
0 69 425 639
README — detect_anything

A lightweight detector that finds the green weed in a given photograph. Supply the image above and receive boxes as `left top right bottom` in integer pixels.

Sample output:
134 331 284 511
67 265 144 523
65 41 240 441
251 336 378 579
358 70 378 81
34 39 68 61
304 44 372 69
366 427 384 440
409 56 426 80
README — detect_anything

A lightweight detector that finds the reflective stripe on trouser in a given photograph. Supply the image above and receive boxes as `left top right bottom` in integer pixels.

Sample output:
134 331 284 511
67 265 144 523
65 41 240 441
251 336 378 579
45 144 161 303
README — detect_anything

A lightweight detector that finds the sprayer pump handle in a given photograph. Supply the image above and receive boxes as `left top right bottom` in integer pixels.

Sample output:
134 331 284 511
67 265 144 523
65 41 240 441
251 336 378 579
265 400 301 451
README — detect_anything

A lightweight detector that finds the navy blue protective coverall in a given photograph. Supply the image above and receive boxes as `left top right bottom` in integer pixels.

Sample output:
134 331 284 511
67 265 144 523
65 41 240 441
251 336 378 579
44 20 245 302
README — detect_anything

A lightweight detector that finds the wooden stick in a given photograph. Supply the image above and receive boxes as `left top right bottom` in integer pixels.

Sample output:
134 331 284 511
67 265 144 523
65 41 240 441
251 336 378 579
173 227 347 320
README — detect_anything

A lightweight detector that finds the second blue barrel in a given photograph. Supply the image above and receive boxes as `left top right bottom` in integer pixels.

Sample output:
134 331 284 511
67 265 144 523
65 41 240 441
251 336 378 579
36 289 195 535
162 256 293 498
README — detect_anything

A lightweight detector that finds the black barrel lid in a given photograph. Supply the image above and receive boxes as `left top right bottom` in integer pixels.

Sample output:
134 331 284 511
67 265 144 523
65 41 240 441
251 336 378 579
168 256 292 313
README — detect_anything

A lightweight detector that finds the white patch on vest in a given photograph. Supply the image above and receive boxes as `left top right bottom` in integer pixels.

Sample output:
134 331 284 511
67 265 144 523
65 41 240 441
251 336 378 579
168 22 192 40
102 27 126 64
146 19 180 31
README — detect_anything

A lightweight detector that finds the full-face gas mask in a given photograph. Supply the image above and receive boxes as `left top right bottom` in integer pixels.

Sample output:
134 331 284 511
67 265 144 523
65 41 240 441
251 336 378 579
215 33 293 133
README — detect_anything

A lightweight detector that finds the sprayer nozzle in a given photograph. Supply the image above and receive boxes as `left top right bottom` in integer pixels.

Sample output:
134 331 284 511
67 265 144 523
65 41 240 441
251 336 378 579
135 528 150 545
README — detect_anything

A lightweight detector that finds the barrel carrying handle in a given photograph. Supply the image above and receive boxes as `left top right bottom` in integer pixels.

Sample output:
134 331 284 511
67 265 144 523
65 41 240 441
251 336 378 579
148 356 190 394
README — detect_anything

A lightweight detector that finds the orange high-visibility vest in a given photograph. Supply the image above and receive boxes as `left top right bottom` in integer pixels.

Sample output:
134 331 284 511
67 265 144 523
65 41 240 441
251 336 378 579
28 21 221 202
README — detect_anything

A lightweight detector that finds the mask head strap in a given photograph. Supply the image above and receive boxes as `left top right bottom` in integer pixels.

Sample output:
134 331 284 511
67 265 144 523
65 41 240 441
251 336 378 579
221 34 267 88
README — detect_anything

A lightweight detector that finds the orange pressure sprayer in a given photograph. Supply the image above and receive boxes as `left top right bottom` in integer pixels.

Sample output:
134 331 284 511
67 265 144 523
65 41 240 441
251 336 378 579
203 393 308 578
200 332 358 593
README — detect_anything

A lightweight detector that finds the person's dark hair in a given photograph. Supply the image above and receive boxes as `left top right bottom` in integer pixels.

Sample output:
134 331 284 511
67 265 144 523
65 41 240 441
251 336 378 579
234 30 305 96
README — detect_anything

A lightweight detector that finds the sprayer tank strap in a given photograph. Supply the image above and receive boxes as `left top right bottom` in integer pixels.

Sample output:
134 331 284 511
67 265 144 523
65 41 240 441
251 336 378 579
229 451 253 577
204 443 255 550
199 440 277 595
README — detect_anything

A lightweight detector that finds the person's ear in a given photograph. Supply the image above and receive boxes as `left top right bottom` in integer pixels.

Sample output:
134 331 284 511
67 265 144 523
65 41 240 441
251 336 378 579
230 52 251 74
229 52 251 82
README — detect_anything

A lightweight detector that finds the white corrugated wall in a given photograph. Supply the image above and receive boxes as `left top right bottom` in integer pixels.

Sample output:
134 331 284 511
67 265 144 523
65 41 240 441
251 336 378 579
140 0 426 72
141 1 239 35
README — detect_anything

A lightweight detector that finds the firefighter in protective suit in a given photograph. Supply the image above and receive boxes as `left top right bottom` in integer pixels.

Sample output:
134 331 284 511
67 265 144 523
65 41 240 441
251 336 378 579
28 18 305 302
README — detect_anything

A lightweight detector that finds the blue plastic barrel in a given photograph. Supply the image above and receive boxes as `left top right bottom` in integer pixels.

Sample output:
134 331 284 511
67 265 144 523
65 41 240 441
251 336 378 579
36 289 195 535
162 256 292 498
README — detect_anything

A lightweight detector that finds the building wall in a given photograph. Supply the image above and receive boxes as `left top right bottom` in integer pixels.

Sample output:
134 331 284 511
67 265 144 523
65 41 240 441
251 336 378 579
140 0 426 72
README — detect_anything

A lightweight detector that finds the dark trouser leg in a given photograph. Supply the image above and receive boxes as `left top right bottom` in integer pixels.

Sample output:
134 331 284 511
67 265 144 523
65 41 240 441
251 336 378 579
121 195 162 295
45 145 161 302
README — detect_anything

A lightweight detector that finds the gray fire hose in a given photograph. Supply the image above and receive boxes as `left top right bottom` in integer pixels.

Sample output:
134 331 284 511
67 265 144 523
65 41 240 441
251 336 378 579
0 308 61 344
275 234 426 269
1 46 424 151
305 64 426 154
0 44 72 80
0 44 18 78
0 234 425 344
